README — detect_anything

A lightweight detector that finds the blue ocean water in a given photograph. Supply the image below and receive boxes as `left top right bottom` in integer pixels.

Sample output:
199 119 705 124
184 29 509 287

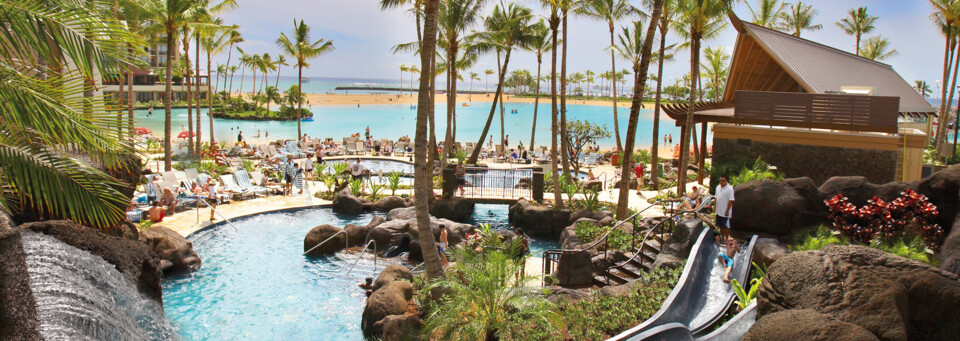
136 101 695 150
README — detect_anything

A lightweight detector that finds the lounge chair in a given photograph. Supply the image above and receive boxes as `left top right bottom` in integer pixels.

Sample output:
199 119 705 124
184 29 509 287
345 142 358 155
234 170 270 196
355 141 366 155
196 173 232 204
250 170 283 195
220 173 255 200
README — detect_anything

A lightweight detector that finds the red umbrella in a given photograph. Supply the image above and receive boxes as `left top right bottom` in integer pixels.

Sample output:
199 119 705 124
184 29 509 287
133 127 151 135
177 131 196 139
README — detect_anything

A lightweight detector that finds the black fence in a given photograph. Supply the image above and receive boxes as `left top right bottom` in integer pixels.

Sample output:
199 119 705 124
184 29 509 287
443 166 543 200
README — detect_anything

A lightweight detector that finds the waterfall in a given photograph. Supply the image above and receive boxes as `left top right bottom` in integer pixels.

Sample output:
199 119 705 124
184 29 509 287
20 230 180 341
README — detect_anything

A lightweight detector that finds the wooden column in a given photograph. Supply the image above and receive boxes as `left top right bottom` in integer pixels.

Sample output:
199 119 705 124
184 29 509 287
699 121 707 185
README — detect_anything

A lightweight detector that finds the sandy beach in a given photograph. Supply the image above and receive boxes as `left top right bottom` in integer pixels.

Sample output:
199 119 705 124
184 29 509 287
241 92 657 109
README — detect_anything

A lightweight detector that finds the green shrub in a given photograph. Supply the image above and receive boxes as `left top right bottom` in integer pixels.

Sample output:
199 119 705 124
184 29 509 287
731 277 761 310
793 225 846 251
575 221 634 251
348 179 364 197
386 171 403 196
870 236 935 265
368 181 385 201
731 157 783 184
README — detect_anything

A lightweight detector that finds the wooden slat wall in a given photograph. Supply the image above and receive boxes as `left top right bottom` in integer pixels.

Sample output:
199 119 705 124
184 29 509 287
734 91 900 133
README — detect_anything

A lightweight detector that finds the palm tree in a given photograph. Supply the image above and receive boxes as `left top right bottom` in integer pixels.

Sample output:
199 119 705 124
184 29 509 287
2 0 143 228
409 65 420 94
915 80 933 98
702 46 729 101
399 64 408 95
264 86 281 115
484 68 495 91
221 29 243 98
258 53 275 96
469 71 480 94
237 47 250 95
746 0 787 29
277 19 336 138
439 0 485 162
674 0 732 195
779 1 822 37
615 0 664 218
524 19 552 153
860 36 898 61
576 0 637 152
585 69 595 96
835 6 878 56
929 4 960 156
202 21 239 146
228 65 239 95
646 0 678 188
467 3 534 165
274 54 288 89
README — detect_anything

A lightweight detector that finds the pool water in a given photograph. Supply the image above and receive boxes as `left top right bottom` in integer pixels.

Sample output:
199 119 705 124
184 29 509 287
467 204 561 255
133 102 700 150
161 208 383 340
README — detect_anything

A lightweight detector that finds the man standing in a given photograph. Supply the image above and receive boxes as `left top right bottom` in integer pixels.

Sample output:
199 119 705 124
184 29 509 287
283 158 295 196
350 158 365 180
237 130 243 144
715 176 735 241
634 162 645 195
455 161 466 196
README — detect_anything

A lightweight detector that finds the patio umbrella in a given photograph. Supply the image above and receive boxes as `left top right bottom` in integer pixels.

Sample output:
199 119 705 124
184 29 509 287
133 127 151 135
177 131 196 139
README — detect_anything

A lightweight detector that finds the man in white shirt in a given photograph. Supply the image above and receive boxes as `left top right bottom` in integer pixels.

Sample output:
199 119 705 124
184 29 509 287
715 176 735 242
350 158 365 180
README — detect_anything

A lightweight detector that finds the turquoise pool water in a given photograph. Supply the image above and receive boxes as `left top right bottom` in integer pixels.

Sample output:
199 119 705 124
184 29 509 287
161 208 383 340
468 203 561 254
133 102 697 150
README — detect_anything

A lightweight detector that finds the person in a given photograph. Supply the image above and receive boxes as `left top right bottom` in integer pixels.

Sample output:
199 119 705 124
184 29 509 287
159 187 177 215
634 162 645 195
456 161 466 196
304 154 314 180
518 140 524 150
206 179 219 221
715 176 735 242
365 126 371 140
682 186 701 211
437 227 449 266
316 152 324 167
265 131 269 138
668 133 673 144
504 135 509 147
255 129 261 138
718 237 740 282
147 106 153 117
283 158 296 196
358 277 374 290
148 201 165 222
489 136 493 149
237 130 243 143
350 158 365 180
294 163 304 195
588 169 597 180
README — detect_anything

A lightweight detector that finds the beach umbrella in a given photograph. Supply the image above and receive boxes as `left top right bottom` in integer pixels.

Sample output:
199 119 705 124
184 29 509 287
177 131 196 139
133 127 151 135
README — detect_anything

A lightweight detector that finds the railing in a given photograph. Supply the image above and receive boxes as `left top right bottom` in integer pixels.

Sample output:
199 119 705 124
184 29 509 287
302 230 348 256
735 91 900 134
346 240 377 276
460 167 533 199
196 198 239 231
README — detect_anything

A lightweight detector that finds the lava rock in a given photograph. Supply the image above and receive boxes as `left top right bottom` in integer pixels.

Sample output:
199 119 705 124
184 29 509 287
757 245 960 340
376 196 407 212
744 309 879 341
600 280 637 297
555 250 594 287
653 253 683 270
915 164 960 230
387 207 417 221
303 224 346 256
599 215 616 227
429 197 474 222
731 180 807 236
0 211 14 232
332 190 364 215
939 212 960 276
372 264 413 291
361 280 414 338
583 180 603 192
543 287 593 304
591 250 627 271
138 227 201 273
18 220 164 303
508 199 571 239
378 314 422 341
752 237 789 268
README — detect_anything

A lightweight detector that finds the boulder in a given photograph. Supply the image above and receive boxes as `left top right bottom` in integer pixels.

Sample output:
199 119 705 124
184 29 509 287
0 211 14 231
731 180 808 236
372 264 413 291
671 219 702 245
303 224 346 256
652 253 683 270
583 180 603 192
362 202 378 211
757 245 960 340
369 220 411 252
387 207 417 221
591 250 627 271
343 224 368 248
18 220 164 303
508 199 571 239
332 190 364 215
138 227 201 273
376 196 407 212
361 280 414 338
600 280 637 297
377 315 422 341
554 250 594 287
752 237 789 268
599 215 616 227
429 197 474 222
915 164 960 229
543 287 593 304
781 177 824 213
744 309 879 341
939 212 960 276
569 210 594 225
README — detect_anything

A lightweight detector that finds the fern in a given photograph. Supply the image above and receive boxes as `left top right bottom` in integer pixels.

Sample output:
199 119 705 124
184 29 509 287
348 178 364 197
731 278 761 310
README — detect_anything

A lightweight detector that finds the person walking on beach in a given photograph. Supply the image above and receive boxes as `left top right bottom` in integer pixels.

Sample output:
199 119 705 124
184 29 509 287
715 176 735 242
668 134 673 145
283 158 295 196
365 126 371 140
238 131 243 144
505 135 509 148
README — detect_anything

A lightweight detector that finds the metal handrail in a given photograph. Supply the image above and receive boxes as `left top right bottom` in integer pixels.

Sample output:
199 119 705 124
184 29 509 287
303 229 348 255
577 200 661 252
346 240 377 276
197 198 239 231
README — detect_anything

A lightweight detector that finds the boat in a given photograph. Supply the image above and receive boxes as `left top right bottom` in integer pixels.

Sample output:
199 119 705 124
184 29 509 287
301 77 310 83
410 105 417 110
462 103 470 107
510 109 519 114
301 117 314 122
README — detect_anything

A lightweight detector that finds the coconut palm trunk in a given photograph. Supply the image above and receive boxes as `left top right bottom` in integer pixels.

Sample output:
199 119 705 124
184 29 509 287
184 35 195 158
650 24 668 188
608 22 622 151
559 6 570 174
164 31 175 171
617 0 663 218
195 34 202 156
940 42 960 154
467 49 512 164
417 0 443 280
444 40 458 163
530 54 543 151
127 67 134 139
207 49 215 145
549 11 563 208
678 33 701 195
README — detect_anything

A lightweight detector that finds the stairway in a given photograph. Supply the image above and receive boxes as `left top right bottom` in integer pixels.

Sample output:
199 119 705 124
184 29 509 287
593 235 664 287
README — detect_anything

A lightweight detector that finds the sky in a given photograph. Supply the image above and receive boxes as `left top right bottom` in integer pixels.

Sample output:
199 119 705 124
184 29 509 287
216 0 944 94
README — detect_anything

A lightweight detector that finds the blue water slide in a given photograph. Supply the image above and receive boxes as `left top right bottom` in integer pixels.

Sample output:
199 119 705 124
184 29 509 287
609 229 758 340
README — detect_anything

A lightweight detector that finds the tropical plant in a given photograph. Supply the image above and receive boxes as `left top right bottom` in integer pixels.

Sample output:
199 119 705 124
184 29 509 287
646 0 679 190
746 0 787 29
860 35 898 61
277 19 335 138
453 149 468 164
835 6 877 55
368 180 385 201
580 189 603 213
561 174 581 207
930 1 960 155
348 178 364 197
1 0 144 228
564 119 611 174
793 224 846 251
321 173 337 195
386 171 404 196
869 236 934 264
701 46 729 101
731 157 784 184
330 162 350 177
778 1 822 37
824 189 944 248
421 238 561 340
241 160 256 174
731 278 761 310
915 80 933 98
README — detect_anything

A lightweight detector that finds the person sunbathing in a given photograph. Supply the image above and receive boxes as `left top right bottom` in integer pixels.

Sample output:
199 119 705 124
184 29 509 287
148 201 165 222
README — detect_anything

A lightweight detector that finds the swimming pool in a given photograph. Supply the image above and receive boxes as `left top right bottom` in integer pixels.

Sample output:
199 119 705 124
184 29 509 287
161 208 384 340
467 203 561 254
133 102 700 150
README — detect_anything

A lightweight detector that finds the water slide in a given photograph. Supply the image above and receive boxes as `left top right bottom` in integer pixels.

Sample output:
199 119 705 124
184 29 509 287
609 228 758 341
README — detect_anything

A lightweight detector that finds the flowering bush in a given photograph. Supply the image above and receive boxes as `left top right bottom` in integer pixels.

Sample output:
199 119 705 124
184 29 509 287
825 189 944 249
